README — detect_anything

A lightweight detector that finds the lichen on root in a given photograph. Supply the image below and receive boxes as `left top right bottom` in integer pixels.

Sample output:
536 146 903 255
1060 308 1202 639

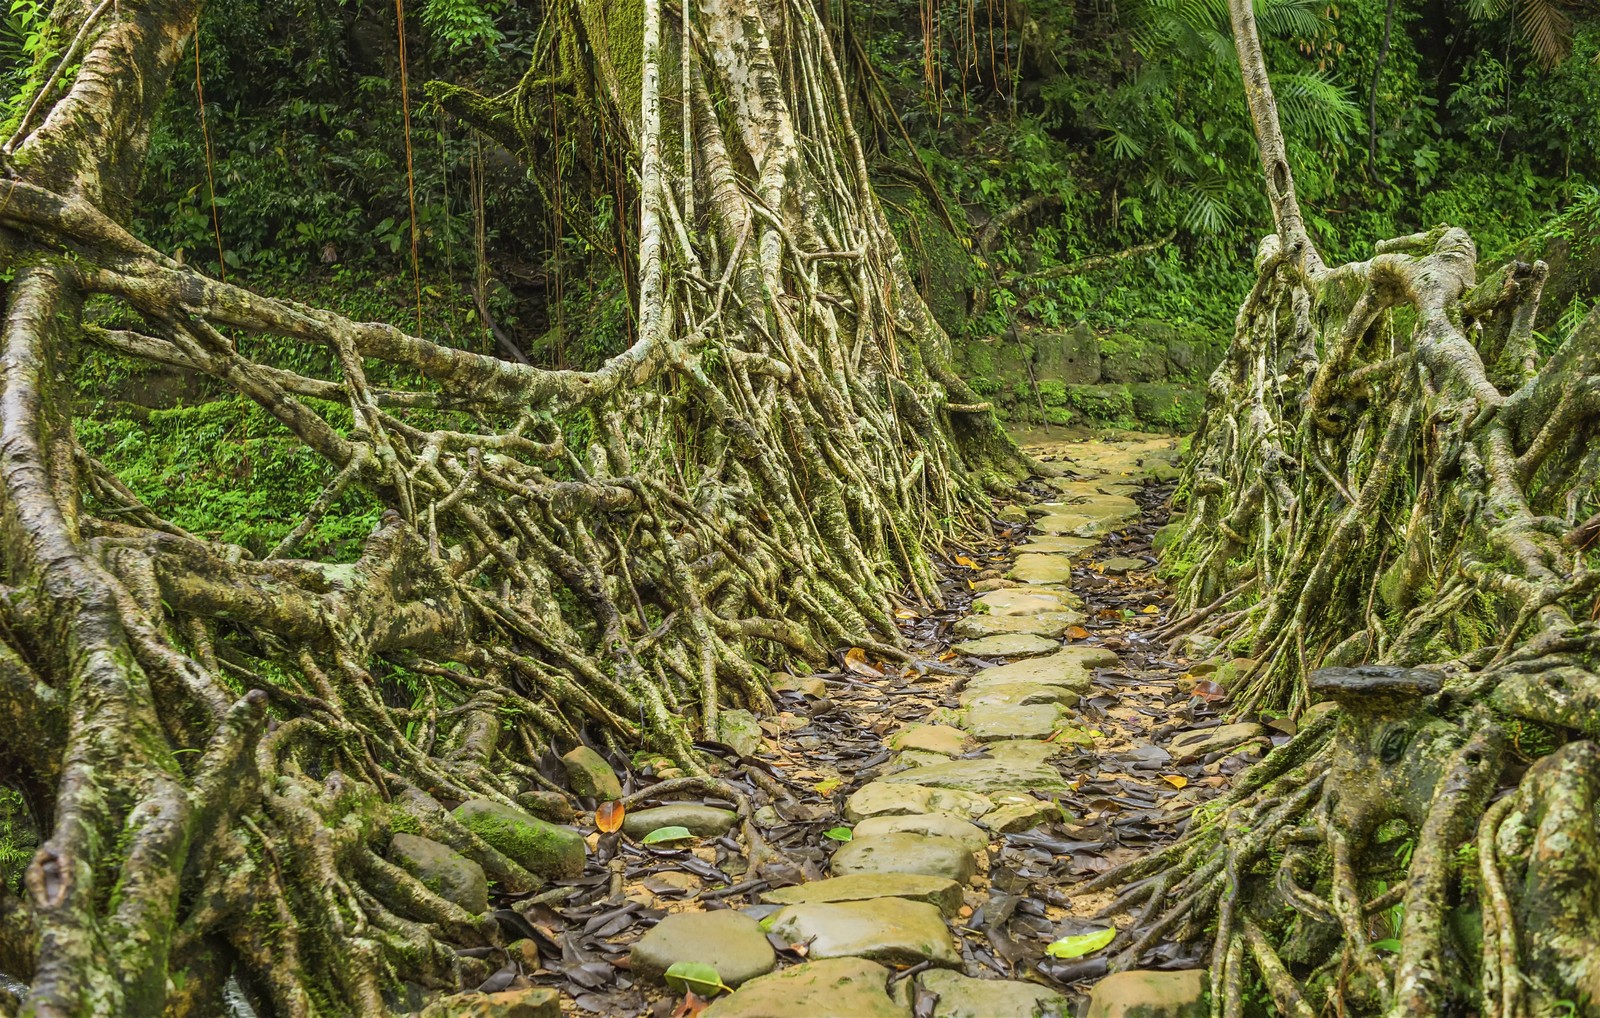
0 0 1025 1013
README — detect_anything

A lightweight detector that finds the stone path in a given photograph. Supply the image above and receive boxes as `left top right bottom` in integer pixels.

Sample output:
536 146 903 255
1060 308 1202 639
611 432 1238 1018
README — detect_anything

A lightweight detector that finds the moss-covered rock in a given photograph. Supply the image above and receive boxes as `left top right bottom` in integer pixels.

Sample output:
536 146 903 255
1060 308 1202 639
388 833 489 914
1065 384 1137 428
452 799 586 879
1129 383 1207 432
560 746 622 801
879 181 975 337
1033 324 1101 384
1099 333 1168 383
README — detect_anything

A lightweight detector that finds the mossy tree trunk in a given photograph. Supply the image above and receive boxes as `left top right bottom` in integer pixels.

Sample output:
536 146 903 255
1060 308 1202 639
0 1 1024 1014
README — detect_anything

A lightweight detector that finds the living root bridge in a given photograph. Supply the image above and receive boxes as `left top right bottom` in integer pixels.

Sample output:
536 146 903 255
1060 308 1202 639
0 0 1024 1014
1085 0 1600 1013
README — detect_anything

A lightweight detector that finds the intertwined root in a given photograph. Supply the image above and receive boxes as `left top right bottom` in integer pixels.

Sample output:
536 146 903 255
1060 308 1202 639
0 0 1027 1012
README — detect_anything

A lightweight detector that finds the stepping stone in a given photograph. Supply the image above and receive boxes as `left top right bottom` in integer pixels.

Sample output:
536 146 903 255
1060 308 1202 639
962 703 1066 742
984 739 1066 764
959 681 1079 708
951 633 1059 658
844 782 994 822
892 749 956 770
766 899 960 968
952 611 1084 639
1015 535 1099 556
964 647 1118 693
1086 969 1208 1018
887 724 969 757
829 833 978 882
918 968 1069 1018
974 588 1082 615
420 988 560 1018
452 799 586 879
623 804 739 839
771 673 829 697
1007 554 1076 585
388 834 488 914
1100 556 1148 575
852 813 991 853
702 958 908 1018
761 873 965 918
1169 723 1269 763
978 799 1060 834
630 909 777 987
880 757 1068 796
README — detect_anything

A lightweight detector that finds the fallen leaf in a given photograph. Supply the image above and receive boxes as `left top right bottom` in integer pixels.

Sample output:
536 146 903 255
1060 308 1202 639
843 647 884 678
894 608 920 619
642 826 695 846
813 778 842 796
595 801 625 833
1161 775 1188 789
1192 680 1227 702
670 991 710 1018
664 962 731 998
1141 604 1161 615
823 826 853 842
954 555 978 569
1066 625 1090 640
1045 927 1116 959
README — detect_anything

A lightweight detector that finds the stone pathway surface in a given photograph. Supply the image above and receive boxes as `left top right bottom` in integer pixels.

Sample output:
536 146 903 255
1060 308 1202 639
592 431 1256 1018
402 431 1269 1018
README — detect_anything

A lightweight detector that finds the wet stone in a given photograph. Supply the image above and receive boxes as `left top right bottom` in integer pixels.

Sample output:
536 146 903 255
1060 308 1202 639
701 957 909 1018
975 588 1082 616
717 709 764 757
1169 723 1268 763
881 757 1068 796
1007 554 1077 586
851 813 991 853
887 724 969 757
629 909 777 987
829 832 978 882
844 782 994 822
918 969 1069 1018
622 804 739 839
560 745 622 801
1014 535 1099 557
961 702 1065 742
1086 969 1208 1018
766 899 961 968
388 833 488 914
952 611 1084 639
951 633 1060 658
762 872 965 918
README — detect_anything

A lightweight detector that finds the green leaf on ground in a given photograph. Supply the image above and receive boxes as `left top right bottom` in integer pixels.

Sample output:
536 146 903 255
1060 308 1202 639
642 825 695 845
1045 927 1116 959
664 961 732 997
823 826 854 842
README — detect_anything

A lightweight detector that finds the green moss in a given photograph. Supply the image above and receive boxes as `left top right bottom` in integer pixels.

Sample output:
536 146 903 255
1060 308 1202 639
453 799 585 879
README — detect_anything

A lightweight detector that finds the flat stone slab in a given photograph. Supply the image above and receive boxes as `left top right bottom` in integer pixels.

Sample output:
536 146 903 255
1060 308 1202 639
1169 723 1269 763
630 909 777 987
974 588 1082 616
953 611 1084 639
977 799 1060 834
761 872 965 918
702 958 908 1018
844 782 994 822
1015 535 1099 557
851 814 991 853
887 724 969 757
961 702 1065 742
964 647 1117 695
829 832 978 882
623 804 739 839
951 633 1060 658
959 681 1079 708
1007 554 1077 586
919 969 1069 1018
881 757 1068 796
984 740 1066 764
1100 556 1148 575
767 899 960 968
1086 969 1207 1018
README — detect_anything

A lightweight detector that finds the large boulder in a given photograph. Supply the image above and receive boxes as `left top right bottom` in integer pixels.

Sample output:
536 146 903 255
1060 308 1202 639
452 799 586 879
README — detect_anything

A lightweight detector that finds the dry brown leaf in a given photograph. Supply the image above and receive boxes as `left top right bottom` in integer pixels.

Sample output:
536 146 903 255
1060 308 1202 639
843 647 884 678
595 800 625 833
1066 625 1090 640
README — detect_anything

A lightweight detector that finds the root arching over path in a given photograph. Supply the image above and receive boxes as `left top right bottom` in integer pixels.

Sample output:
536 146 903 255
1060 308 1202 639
0 1 1026 1013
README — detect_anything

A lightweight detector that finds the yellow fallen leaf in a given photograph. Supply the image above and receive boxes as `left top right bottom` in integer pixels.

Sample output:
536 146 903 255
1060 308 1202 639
1162 774 1189 789
894 608 920 619
954 555 978 569
1142 605 1161 615
814 778 842 795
